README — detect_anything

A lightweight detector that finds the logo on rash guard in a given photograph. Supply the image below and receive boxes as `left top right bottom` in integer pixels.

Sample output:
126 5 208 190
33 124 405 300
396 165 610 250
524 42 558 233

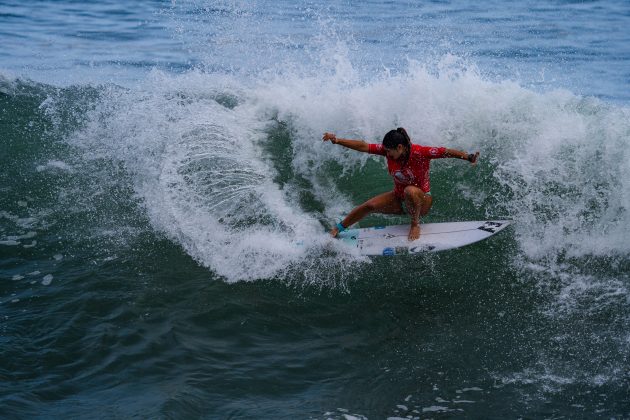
429 148 439 156
393 168 415 184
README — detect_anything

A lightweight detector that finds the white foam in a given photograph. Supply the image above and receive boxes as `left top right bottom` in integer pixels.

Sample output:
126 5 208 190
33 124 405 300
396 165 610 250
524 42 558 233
497 369 575 393
36 160 75 173
259 55 630 263
41 275 53 286
62 44 630 284
17 217 38 229
6 232 36 241
342 415 366 420
422 406 449 413
459 387 483 392
67 70 342 282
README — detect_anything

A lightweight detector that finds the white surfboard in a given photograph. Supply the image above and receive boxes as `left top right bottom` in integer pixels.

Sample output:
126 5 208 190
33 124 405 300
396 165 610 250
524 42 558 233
336 220 510 256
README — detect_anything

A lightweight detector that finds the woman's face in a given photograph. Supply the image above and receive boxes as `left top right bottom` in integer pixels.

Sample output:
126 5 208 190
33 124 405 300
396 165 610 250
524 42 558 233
385 144 405 160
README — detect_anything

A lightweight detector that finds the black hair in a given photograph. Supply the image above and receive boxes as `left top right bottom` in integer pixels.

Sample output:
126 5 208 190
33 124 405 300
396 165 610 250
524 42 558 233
382 127 412 151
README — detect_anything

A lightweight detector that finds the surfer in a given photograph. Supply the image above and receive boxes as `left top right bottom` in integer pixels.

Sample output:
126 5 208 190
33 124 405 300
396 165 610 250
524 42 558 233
323 128 479 240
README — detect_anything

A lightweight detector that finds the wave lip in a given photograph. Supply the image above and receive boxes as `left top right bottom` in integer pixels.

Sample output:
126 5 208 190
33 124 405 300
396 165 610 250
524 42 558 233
61 72 329 282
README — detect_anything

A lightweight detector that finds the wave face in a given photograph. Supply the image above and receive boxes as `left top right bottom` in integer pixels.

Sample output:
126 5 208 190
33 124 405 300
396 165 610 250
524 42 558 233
5 57 630 311
66 63 630 278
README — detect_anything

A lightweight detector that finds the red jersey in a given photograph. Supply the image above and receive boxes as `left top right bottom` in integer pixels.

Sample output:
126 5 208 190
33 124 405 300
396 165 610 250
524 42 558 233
368 143 447 198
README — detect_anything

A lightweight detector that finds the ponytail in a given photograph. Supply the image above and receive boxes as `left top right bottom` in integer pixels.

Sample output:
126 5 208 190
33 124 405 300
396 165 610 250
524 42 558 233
396 127 412 151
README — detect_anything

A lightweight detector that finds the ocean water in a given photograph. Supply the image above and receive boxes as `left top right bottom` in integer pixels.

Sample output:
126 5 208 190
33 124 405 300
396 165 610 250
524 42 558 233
1 0 630 417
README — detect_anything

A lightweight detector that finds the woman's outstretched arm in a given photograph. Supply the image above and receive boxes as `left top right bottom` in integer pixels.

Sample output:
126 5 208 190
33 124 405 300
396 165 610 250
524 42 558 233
322 132 370 153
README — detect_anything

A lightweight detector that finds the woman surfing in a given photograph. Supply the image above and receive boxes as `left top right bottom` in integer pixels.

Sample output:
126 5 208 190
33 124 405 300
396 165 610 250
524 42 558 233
323 128 479 241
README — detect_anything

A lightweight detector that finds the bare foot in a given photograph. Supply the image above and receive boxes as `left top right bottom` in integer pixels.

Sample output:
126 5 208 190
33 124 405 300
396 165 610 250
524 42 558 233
330 226 339 237
408 224 420 241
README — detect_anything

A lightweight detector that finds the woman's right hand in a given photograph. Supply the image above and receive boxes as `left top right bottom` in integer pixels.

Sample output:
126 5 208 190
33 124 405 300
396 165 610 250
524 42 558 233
322 132 337 143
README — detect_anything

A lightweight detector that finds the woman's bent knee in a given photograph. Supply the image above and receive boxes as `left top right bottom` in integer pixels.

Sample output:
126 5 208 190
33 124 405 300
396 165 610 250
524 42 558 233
404 185 423 199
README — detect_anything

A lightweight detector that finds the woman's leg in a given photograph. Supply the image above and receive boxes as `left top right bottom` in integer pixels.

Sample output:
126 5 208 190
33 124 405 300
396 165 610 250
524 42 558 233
403 186 433 240
331 191 402 237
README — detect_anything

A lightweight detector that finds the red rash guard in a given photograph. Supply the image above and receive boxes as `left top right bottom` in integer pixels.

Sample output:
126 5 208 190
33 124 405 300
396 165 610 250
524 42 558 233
368 143 447 198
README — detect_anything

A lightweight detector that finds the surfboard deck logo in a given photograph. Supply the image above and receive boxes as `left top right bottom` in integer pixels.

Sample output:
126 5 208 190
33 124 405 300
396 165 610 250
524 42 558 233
478 221 505 233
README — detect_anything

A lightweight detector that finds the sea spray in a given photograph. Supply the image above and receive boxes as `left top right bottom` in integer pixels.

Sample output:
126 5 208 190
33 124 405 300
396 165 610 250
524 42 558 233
63 71 358 282
45 55 630 287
